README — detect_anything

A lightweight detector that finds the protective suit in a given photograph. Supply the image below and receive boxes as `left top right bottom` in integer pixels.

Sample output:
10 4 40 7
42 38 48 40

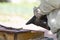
34 0 60 17
34 0 60 33
48 9 60 33
26 0 60 33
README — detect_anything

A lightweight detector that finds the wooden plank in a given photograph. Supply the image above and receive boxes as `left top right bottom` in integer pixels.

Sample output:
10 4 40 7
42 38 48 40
17 31 44 40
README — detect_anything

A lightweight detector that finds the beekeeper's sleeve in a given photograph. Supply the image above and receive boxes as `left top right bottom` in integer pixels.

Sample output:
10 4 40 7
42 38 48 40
39 0 60 15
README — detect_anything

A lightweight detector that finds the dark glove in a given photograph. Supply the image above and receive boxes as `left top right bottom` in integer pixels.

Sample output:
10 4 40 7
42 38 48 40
26 15 50 30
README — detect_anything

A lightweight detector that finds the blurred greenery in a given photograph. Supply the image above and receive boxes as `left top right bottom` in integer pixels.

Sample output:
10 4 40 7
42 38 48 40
0 0 40 22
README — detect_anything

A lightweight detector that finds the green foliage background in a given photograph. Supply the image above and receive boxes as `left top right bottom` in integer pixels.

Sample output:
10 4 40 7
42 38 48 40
0 0 40 22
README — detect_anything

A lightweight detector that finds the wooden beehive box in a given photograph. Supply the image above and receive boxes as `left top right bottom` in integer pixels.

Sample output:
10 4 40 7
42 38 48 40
0 25 44 40
17 31 44 40
0 31 44 40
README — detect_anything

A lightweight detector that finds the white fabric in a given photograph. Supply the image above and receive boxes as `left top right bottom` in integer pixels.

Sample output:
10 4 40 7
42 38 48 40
34 0 60 33
39 0 55 15
45 0 60 8
36 0 60 15
47 9 60 33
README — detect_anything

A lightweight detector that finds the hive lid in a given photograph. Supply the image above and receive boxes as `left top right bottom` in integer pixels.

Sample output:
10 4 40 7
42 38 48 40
0 24 31 33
